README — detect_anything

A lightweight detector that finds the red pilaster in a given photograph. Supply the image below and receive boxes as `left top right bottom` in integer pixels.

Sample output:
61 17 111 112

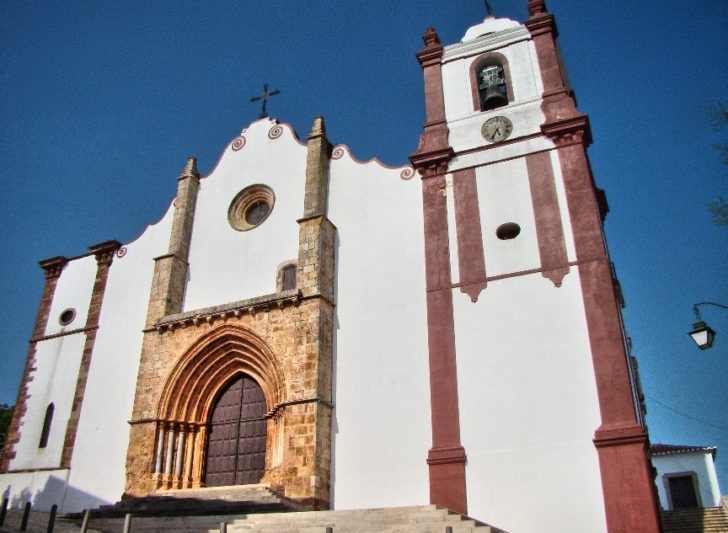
525 151 569 286
452 168 487 301
531 17 662 523
0 256 67 472
410 27 454 172
525 2 579 124
61 240 121 468
409 26 466 516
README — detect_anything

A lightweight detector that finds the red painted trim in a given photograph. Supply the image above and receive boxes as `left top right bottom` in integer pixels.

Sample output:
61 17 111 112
410 26 466 515
526 11 579 125
452 169 487 301
422 172 467 516
556 141 661 531
527 8 661 525
525 151 569 286
0 257 67 472
60 240 121 468
430 254 604 292
410 27 453 174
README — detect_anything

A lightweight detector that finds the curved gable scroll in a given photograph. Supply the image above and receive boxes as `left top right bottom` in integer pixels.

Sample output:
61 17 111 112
158 325 286 424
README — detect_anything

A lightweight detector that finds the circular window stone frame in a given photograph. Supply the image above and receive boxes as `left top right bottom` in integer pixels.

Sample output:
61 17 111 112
228 184 275 231
59 308 76 326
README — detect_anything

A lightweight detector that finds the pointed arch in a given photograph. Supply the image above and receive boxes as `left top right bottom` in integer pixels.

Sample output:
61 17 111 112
158 324 286 424
150 325 287 490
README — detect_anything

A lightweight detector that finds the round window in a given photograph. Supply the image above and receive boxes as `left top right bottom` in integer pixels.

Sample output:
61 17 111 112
228 185 275 231
59 308 76 326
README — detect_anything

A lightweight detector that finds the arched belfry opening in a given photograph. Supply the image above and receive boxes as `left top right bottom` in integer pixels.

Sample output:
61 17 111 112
470 52 513 112
152 325 285 490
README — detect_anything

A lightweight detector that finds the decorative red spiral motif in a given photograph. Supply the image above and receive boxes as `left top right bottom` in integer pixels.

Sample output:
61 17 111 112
116 246 128 258
400 167 415 180
331 146 345 160
268 125 283 139
231 137 246 151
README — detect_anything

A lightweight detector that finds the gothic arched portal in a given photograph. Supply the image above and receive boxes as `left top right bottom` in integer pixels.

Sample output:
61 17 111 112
151 324 285 490
205 373 267 486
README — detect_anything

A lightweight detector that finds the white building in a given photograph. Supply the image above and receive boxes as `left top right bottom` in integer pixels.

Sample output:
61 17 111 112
651 444 723 510
0 3 663 532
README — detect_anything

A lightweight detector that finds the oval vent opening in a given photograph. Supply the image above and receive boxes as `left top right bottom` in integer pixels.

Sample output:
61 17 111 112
496 222 521 240
59 308 76 326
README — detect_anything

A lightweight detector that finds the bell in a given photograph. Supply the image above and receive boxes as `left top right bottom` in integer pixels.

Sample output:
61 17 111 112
482 86 508 110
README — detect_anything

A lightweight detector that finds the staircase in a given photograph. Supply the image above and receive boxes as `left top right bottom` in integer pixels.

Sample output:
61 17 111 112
660 499 728 533
83 505 503 532
83 485 302 519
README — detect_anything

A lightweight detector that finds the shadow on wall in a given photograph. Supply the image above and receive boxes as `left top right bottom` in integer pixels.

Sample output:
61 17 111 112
3 474 111 513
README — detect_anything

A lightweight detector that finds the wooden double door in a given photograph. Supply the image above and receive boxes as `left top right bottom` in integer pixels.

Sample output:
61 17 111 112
205 374 267 486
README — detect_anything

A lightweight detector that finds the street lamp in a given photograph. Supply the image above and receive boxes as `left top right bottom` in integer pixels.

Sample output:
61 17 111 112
688 302 728 350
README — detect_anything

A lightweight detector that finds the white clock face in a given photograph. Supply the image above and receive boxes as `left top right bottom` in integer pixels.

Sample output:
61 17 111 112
481 116 513 143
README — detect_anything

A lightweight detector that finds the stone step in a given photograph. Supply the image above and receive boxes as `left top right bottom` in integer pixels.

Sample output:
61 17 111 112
82 485 301 519
156 484 277 500
226 505 451 523
78 505 501 533
660 506 728 533
0 509 103 532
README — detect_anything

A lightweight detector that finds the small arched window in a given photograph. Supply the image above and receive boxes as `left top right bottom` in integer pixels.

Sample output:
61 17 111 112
282 264 296 291
39 403 54 448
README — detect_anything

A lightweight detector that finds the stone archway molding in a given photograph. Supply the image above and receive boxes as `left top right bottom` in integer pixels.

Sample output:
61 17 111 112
151 324 286 490
158 324 286 422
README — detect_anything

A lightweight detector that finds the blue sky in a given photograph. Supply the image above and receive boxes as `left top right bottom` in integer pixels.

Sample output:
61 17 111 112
1 1 726 491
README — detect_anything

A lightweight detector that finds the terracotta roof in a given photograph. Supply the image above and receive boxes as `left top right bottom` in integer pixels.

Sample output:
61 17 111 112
650 443 717 459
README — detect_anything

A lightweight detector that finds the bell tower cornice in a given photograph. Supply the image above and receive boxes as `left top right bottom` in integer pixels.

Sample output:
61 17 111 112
410 26 454 179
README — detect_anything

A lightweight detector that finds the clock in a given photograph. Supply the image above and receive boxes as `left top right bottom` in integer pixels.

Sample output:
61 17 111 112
481 116 513 143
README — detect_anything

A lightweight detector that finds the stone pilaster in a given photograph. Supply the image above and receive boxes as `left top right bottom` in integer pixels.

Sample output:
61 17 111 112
125 157 200 495
288 115 337 508
0 257 67 472
61 240 121 468
303 116 332 219
145 157 200 327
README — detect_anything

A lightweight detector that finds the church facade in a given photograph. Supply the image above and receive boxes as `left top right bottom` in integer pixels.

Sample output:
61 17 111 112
0 3 662 532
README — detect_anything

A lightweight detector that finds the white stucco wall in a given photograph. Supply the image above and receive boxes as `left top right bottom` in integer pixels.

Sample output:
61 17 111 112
0 471 70 511
64 205 174 512
44 255 97 337
8 255 97 473
453 273 606 532
8 334 87 472
328 149 431 510
653 451 723 509
184 120 307 311
1 205 174 513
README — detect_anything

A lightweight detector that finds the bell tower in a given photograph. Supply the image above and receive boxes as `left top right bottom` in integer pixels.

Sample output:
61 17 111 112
410 3 661 532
